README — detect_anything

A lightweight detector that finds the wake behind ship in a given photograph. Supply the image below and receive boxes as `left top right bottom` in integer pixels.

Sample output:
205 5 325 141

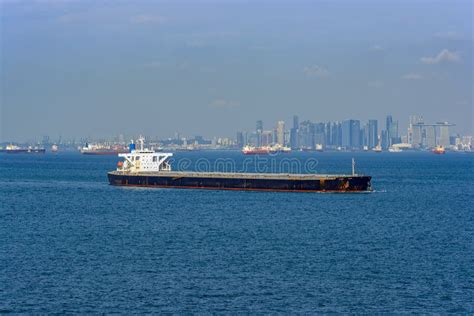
108 138 372 192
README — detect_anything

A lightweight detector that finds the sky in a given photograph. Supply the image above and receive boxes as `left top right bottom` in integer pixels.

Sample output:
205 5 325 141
1 0 472 142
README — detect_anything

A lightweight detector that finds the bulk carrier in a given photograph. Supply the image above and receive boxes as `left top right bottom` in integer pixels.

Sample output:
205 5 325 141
0 144 45 154
81 143 129 155
108 138 372 193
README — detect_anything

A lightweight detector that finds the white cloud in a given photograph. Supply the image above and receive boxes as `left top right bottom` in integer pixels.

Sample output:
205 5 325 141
303 65 330 78
368 80 383 88
434 31 462 40
131 15 167 24
209 99 240 109
402 73 423 80
421 49 461 64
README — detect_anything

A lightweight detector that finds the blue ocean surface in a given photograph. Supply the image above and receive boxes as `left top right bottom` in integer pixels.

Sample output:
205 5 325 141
1 151 473 313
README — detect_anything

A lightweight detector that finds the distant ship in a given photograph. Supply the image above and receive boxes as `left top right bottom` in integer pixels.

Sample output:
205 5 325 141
388 146 403 153
373 145 382 153
51 144 59 153
242 145 270 155
432 146 446 154
269 144 291 154
80 143 128 155
108 138 372 193
0 144 45 154
174 146 197 152
242 145 291 155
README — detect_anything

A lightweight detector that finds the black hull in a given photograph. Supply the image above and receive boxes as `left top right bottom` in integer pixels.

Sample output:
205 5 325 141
108 172 372 193
0 149 45 154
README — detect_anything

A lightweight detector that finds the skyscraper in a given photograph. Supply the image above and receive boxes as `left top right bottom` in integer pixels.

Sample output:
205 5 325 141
411 123 424 148
325 122 331 146
368 119 378 149
314 122 326 147
408 115 424 146
424 126 436 148
351 120 361 149
293 115 299 129
236 132 244 148
331 122 342 147
362 123 369 148
385 115 392 146
381 130 388 150
290 115 299 149
261 131 273 146
299 120 314 149
256 120 263 147
290 128 299 149
408 115 422 142
385 115 400 146
342 120 352 149
386 115 392 133
256 120 263 132
342 120 361 149
389 120 399 144
437 122 451 147
276 121 285 145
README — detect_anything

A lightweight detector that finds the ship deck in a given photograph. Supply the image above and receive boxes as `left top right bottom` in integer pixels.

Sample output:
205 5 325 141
108 170 366 180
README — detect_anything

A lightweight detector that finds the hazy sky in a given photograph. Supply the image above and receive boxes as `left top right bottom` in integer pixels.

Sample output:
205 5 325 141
1 0 472 142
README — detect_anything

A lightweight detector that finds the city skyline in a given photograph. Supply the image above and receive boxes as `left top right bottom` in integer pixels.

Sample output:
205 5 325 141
235 114 463 151
1 0 472 141
0 111 467 144
4 112 470 153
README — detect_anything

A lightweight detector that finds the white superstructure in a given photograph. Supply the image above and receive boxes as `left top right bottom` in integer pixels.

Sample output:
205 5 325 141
388 146 403 153
117 137 173 173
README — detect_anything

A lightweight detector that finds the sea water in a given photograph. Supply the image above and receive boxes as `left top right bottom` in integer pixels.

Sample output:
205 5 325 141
1 151 472 313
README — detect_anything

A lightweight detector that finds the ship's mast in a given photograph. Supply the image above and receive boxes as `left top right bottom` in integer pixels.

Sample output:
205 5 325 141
138 136 145 151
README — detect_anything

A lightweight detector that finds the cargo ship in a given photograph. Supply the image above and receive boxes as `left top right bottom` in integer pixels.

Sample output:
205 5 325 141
432 146 446 154
108 138 372 193
80 143 129 155
373 145 382 153
269 144 291 154
242 145 271 155
241 145 291 155
388 146 403 153
0 144 46 154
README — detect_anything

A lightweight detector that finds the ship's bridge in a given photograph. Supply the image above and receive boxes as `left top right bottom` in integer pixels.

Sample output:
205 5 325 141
117 137 172 173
